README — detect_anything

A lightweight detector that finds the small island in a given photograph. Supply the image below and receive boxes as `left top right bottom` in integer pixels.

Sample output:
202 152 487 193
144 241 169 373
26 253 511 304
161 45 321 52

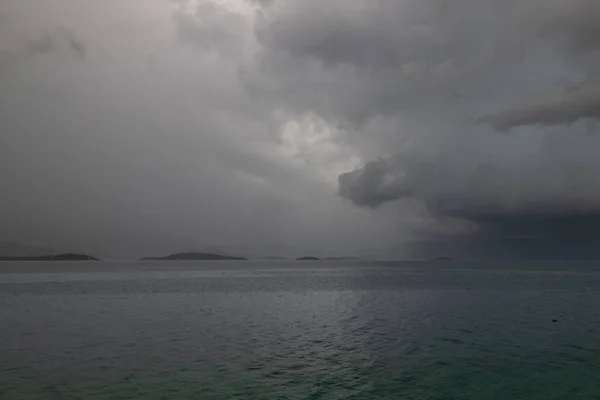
297 256 320 261
0 253 99 261
141 252 246 261
433 256 454 261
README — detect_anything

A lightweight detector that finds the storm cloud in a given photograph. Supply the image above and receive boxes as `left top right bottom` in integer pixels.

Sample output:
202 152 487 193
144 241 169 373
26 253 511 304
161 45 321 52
481 84 600 131
3 0 600 259
287 0 600 257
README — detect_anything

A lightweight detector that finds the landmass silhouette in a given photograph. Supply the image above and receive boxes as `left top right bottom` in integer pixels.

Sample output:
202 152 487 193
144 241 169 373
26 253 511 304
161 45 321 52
141 252 246 261
0 253 99 261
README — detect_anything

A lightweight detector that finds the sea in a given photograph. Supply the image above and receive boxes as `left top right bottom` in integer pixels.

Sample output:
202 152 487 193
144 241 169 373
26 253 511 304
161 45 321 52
1 260 600 399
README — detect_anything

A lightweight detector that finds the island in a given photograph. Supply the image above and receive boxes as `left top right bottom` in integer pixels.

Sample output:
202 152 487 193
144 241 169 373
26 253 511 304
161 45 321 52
0 253 99 261
296 256 320 261
432 256 454 261
140 252 246 261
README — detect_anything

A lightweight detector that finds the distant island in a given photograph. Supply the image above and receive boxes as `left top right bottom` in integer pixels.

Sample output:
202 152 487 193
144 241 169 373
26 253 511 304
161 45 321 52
0 253 99 261
296 256 360 261
141 252 246 261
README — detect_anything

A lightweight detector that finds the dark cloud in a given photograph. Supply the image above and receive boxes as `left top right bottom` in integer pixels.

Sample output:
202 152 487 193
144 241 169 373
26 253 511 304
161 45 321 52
478 0 600 131
481 85 600 131
252 1 503 126
338 134 600 257
5 0 600 259
253 0 600 127
338 156 434 209
272 0 600 257
539 0 600 58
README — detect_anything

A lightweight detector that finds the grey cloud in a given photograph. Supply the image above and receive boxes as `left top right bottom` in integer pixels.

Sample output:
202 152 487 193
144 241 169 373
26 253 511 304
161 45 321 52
0 24 86 73
539 0 600 58
252 0 600 256
173 2 250 58
253 0 600 124
1 0 400 259
249 0 555 131
251 0 274 6
481 85 600 131
338 134 600 254
338 156 434 209
172 0 600 257
21 28 86 58
6 0 600 260
57 27 86 58
478 0 600 131
257 0 516 69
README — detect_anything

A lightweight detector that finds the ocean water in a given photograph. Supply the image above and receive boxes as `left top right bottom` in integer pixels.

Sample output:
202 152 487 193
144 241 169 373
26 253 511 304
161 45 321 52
1 261 600 399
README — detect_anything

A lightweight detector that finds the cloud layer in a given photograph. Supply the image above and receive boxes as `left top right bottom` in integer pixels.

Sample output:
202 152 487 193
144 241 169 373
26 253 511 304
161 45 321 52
3 0 600 259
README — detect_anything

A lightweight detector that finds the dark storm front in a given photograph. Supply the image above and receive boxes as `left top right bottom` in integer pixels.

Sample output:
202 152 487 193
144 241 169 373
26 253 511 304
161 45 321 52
2 261 600 399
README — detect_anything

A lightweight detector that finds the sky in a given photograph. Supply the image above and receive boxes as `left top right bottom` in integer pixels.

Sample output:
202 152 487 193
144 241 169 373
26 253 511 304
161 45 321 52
1 0 600 259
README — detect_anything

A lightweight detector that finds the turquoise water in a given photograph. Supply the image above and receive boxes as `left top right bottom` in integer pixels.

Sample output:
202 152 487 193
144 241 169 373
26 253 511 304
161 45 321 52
1 261 600 399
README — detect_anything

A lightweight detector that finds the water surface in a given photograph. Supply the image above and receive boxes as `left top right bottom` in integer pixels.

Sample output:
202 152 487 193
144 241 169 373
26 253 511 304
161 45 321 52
1 261 600 399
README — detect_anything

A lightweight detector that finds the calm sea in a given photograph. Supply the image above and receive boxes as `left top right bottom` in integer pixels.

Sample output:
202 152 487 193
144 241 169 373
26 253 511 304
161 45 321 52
1 261 600 399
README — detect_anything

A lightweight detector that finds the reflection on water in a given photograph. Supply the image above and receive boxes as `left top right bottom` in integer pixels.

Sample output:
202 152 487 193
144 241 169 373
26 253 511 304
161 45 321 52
1 261 600 399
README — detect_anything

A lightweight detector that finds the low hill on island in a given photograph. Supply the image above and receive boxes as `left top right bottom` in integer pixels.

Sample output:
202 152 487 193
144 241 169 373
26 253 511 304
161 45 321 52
141 252 246 261
297 256 320 261
0 253 99 261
